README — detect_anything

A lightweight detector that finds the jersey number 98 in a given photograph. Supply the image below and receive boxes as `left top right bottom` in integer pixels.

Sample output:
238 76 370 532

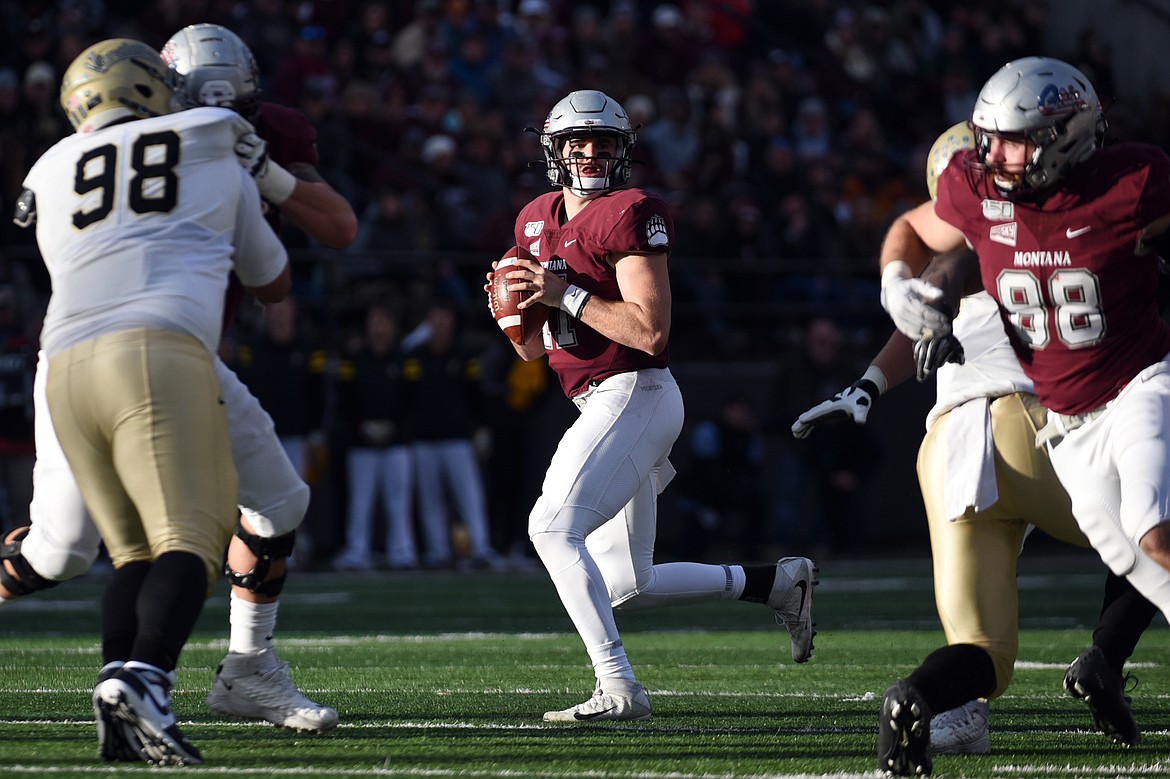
73 130 180 229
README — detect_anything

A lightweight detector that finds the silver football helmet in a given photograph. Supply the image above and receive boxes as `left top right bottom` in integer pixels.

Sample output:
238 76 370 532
539 90 636 197
161 24 260 118
970 56 1105 195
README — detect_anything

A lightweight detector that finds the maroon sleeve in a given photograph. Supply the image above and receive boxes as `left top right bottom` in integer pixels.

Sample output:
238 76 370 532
255 102 320 168
601 192 674 256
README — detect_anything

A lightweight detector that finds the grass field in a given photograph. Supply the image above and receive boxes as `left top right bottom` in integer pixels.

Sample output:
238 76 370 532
0 550 1167 778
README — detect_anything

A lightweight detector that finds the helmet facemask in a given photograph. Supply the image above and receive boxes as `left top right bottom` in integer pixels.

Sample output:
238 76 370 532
544 131 632 198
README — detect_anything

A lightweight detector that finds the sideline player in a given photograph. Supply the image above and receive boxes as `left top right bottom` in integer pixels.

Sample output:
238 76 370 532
26 38 290 764
876 57 1170 775
793 124 1158 770
1 23 356 734
486 90 817 722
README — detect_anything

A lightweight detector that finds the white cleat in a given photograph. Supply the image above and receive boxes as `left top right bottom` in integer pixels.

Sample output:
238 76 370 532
766 556 818 663
207 648 338 732
929 698 991 755
543 679 652 723
95 662 203 766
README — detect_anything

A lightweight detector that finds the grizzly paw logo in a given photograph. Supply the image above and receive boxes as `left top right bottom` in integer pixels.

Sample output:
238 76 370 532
646 214 668 247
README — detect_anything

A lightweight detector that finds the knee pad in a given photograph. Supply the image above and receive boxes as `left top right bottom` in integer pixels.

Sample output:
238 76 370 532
223 524 296 597
1 527 62 597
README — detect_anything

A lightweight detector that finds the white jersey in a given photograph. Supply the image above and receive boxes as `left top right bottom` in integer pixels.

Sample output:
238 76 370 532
24 106 287 356
926 291 1033 430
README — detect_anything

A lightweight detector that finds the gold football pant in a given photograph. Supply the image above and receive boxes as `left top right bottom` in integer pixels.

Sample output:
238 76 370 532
46 328 238 591
917 391 1089 698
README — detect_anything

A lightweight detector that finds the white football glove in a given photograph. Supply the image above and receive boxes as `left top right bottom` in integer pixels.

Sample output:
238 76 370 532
880 276 954 340
235 131 297 206
880 260 954 340
791 377 881 439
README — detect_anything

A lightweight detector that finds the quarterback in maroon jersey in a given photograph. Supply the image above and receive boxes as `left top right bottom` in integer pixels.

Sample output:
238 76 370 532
486 90 817 722
876 57 1170 776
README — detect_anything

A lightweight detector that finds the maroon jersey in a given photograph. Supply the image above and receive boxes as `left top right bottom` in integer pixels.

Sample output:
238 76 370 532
936 144 1170 414
513 188 673 398
223 102 319 332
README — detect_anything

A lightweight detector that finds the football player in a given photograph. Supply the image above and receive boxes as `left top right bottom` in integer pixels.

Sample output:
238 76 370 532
875 57 1170 775
2 23 355 738
25 38 290 764
485 90 817 722
795 121 1159 774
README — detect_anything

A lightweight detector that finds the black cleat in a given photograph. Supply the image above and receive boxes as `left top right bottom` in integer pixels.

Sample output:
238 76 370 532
1065 646 1140 747
878 679 933 776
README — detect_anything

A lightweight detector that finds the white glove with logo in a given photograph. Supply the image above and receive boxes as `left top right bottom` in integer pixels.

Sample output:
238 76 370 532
235 131 297 206
880 260 954 340
791 367 887 439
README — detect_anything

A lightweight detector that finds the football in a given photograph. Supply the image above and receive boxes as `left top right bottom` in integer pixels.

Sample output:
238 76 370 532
490 246 545 345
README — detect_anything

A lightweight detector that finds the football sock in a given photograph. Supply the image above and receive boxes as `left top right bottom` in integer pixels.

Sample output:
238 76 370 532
130 551 207 672
101 560 151 664
907 644 996 714
739 564 778 603
1092 572 1158 673
229 590 279 654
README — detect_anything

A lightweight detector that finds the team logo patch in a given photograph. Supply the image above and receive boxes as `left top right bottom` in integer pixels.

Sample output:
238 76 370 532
528 239 540 256
646 214 668 247
990 222 1017 247
524 220 544 237
982 199 1014 221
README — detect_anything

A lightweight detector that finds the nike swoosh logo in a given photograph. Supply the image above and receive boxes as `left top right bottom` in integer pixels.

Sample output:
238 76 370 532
574 706 617 720
793 580 808 618
1066 226 1092 238
564 239 577 247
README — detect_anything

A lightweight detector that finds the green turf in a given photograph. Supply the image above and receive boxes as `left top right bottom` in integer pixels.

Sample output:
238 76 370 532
0 552 1166 778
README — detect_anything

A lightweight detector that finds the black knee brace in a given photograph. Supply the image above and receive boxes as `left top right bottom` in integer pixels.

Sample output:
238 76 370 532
223 524 296 597
1 527 62 597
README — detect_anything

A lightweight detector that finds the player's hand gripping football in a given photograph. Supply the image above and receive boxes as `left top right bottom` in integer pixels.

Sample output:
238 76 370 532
791 378 881 439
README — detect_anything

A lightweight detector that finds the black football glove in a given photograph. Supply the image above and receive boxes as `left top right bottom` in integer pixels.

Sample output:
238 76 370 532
913 333 965 382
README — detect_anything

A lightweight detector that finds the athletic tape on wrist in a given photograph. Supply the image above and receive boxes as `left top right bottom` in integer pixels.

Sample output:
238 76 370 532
561 284 592 318
258 160 297 206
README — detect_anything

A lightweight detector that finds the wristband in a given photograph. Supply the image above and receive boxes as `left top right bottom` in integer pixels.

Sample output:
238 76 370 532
881 260 912 289
561 284 592 318
860 364 888 396
257 159 298 206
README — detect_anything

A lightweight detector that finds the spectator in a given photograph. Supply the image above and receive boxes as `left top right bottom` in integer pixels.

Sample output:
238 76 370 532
402 299 497 568
773 317 879 556
233 296 328 557
334 303 415 571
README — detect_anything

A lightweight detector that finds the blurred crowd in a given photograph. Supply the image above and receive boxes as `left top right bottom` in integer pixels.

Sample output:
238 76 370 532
0 0 1162 562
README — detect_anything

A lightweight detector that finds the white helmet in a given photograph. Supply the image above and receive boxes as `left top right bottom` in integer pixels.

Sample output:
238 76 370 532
970 56 1105 195
161 24 260 118
539 90 636 197
60 38 178 133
